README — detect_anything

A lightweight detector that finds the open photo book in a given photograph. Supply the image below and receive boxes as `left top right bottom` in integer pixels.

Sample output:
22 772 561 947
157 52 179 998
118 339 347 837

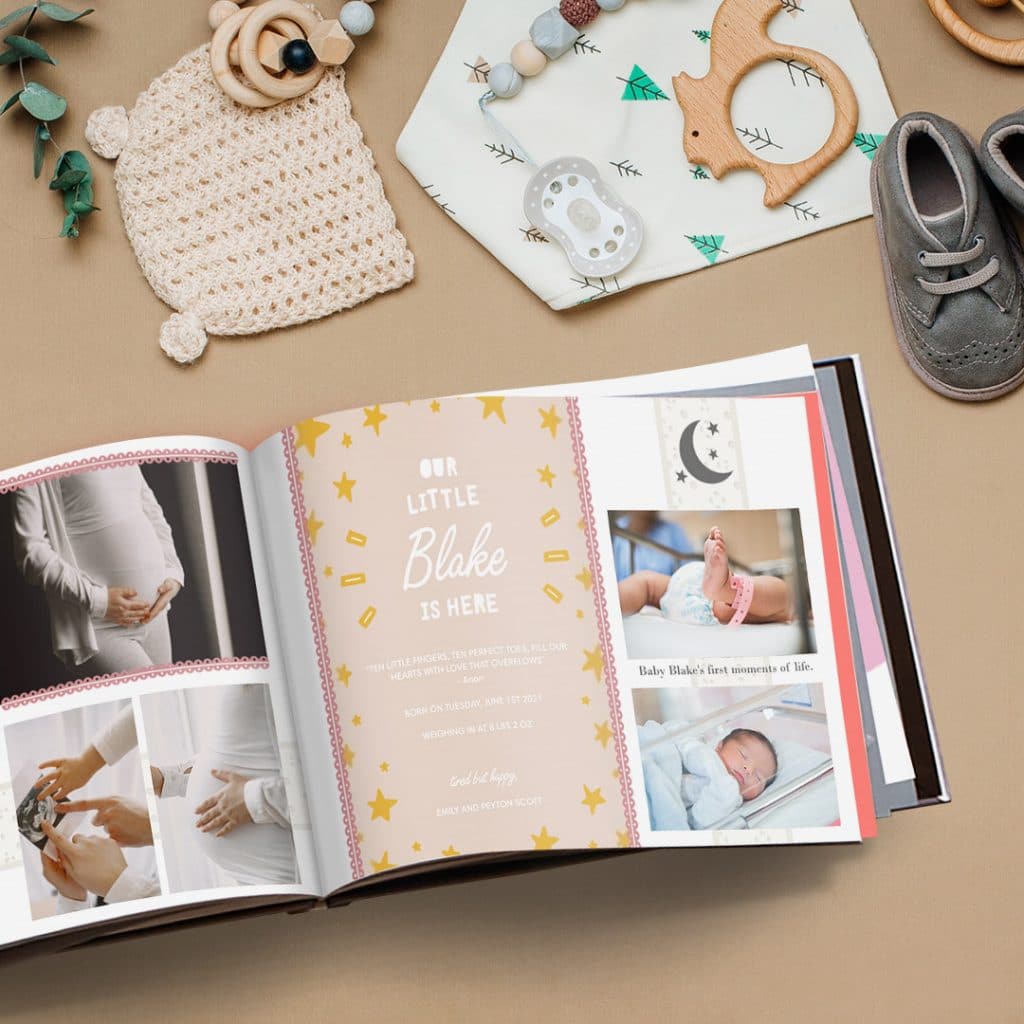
0 346 947 959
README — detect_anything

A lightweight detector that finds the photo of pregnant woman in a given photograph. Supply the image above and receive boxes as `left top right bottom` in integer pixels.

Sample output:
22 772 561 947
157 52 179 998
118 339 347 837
0 458 268 700
138 684 300 892
610 509 816 660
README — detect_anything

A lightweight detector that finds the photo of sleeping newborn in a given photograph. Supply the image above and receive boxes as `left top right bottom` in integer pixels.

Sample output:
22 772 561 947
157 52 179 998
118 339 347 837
610 509 816 659
633 684 839 832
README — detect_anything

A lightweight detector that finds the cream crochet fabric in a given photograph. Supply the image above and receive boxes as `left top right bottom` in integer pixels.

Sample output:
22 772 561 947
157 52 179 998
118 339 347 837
86 45 414 364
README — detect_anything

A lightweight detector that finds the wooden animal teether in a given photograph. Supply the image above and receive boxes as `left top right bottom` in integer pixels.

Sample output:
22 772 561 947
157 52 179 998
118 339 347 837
926 0 1024 65
672 0 859 208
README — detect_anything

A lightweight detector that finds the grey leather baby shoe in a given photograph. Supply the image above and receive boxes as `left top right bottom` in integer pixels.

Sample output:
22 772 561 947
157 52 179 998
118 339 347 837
871 112 1024 401
980 111 1024 214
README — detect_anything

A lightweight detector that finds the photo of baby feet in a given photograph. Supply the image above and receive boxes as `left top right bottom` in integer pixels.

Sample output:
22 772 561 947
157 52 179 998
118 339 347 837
701 527 734 606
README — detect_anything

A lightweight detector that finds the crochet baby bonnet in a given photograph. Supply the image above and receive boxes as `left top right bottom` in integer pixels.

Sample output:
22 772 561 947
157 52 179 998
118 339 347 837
85 45 414 364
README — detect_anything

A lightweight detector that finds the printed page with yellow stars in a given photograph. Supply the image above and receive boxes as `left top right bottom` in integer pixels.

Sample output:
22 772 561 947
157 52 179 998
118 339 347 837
252 389 874 893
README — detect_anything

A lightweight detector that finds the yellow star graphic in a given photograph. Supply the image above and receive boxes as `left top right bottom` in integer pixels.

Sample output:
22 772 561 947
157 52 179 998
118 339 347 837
576 609 585 620
611 768 619 779
616 830 631 848
324 566 334 577
588 840 599 849
351 714 362 727
335 664 352 687
306 511 324 545
582 645 604 682
363 404 388 437
441 844 460 857
356 831 364 844
412 841 422 852
477 395 507 423
430 400 441 413
576 566 593 591
581 785 607 816
333 472 357 502
537 464 556 487
379 761 390 773
581 695 591 706
368 788 398 821
371 851 395 872
342 744 355 767
294 418 331 457
341 433 353 448
531 825 559 850
594 720 613 749
539 404 562 438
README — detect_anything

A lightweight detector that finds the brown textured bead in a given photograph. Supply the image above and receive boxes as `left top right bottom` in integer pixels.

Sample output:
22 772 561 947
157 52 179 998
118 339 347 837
559 0 601 29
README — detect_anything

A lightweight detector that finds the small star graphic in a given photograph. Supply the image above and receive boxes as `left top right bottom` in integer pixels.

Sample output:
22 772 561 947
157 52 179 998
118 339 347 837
362 404 388 437
430 400 441 413
371 851 395 873
588 840 599 849
708 449 718 461
594 720 613 749
539 404 563 439
355 831 364 844
306 511 324 545
412 841 422 852
576 567 593 591
531 826 559 850
335 664 352 687
441 844 460 857
537 464 556 487
333 472 357 502
379 761 390 773
294 418 331 457
342 744 355 767
324 566 334 577
611 768 619 779
582 785 607 816
351 714 362 727
576 609 585 620
368 788 398 821
616 830 631 848
581 695 591 706
581 645 604 681
708 422 720 436
676 469 688 483
477 395 507 423
341 433 353 448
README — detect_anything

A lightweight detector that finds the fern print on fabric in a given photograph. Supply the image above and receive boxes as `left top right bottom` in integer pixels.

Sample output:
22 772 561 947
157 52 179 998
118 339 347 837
609 159 643 178
693 29 711 43
619 64 668 101
686 234 728 265
853 132 886 160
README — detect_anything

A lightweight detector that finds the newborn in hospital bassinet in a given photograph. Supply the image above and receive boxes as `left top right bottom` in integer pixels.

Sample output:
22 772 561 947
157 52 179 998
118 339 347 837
638 720 778 831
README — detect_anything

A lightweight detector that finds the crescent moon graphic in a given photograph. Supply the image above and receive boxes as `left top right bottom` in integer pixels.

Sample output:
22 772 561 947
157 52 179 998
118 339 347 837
678 420 733 485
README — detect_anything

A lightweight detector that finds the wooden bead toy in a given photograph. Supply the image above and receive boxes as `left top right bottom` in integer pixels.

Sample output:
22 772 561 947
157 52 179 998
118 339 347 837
308 18 355 66
209 0 240 30
511 39 547 77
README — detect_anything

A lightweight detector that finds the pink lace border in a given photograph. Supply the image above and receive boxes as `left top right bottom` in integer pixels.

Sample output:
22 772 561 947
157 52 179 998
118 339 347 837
0 448 239 494
1 657 271 709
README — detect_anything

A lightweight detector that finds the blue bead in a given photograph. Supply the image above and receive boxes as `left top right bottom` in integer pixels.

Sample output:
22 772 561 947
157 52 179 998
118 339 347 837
281 39 317 74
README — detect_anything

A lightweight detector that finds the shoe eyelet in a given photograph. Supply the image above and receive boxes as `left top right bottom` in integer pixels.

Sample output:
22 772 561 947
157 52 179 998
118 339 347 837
917 251 927 264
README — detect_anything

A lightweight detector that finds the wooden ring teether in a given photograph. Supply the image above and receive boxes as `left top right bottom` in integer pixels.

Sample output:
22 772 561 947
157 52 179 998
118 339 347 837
672 0 859 208
237 0 324 101
211 1 324 108
926 0 1024 65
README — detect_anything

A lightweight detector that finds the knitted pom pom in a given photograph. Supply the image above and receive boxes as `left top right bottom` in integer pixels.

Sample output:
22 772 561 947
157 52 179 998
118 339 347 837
559 0 601 28
160 311 208 364
84 106 130 160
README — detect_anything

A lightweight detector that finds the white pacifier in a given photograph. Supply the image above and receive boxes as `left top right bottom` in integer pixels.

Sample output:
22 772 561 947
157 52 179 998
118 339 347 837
523 156 643 277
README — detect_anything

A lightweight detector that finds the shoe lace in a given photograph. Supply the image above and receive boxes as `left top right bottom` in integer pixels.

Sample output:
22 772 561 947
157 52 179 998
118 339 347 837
916 235 999 296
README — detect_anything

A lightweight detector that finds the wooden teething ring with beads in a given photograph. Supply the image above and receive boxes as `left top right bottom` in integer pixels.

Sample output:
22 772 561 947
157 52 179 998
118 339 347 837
926 0 1024 65
211 0 325 108
671 0 858 208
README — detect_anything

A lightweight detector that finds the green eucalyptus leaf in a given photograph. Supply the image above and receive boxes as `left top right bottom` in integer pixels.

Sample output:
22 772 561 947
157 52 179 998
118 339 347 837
38 3 94 22
56 148 91 180
50 167 86 190
59 210 78 238
4 34 56 63
0 6 32 30
70 198 95 215
32 121 48 178
18 81 66 120
0 88 19 114
0 47 20 64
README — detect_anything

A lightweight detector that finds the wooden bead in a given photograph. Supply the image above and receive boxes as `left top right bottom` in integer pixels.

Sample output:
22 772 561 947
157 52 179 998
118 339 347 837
237 0 324 101
228 27 291 71
511 39 547 77
209 0 240 30
308 17 355 65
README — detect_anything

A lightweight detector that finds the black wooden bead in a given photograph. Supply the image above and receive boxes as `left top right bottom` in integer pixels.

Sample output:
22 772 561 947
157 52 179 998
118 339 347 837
281 39 317 74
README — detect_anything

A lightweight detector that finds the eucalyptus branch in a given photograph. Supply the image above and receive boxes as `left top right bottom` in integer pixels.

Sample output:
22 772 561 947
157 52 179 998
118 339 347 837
1 1 96 237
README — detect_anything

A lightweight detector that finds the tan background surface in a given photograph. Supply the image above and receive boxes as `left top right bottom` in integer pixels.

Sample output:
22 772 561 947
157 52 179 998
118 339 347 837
0 0 1018 1019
